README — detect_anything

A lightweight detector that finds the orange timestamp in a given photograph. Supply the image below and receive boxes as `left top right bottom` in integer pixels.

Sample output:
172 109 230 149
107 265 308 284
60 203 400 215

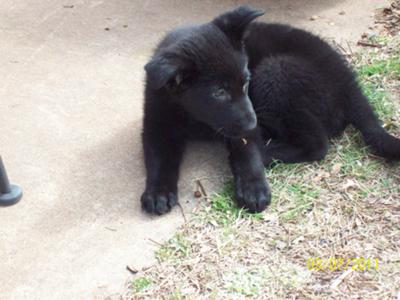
307 257 379 271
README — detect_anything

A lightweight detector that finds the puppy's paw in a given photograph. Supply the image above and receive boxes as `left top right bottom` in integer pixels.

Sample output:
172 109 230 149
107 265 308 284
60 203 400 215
235 176 271 213
141 190 178 215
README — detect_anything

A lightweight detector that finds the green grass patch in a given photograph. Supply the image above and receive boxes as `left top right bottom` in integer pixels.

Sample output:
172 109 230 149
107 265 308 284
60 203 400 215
279 183 320 221
156 233 190 263
357 56 400 80
332 132 381 178
208 182 264 225
224 268 264 296
131 277 152 293
362 82 394 118
356 47 400 118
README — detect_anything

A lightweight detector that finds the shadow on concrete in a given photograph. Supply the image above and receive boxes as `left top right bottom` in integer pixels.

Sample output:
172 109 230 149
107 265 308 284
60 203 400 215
31 121 230 234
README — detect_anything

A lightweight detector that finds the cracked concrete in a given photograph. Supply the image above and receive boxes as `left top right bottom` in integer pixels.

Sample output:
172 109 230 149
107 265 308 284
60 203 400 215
0 0 388 299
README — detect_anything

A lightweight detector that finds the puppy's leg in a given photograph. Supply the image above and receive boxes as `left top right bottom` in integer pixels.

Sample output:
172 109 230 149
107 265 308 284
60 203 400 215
263 110 329 165
227 131 271 213
263 140 328 165
141 124 185 215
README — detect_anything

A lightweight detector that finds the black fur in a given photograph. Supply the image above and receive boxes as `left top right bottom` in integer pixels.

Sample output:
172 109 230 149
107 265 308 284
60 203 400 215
141 6 400 215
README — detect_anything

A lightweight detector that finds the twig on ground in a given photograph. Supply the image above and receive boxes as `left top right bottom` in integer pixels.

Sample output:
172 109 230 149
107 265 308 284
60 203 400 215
104 227 117 232
177 203 188 224
357 41 382 48
126 265 139 275
148 238 164 247
330 269 354 289
196 179 208 197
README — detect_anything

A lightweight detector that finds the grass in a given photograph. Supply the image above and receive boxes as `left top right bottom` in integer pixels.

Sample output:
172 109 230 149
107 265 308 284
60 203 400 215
125 34 400 300
207 183 264 225
357 55 400 80
155 233 191 263
356 33 400 120
131 277 152 293
357 53 400 119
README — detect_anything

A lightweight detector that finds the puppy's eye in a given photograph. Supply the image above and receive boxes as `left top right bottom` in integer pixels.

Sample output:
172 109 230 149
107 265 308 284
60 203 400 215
213 88 228 100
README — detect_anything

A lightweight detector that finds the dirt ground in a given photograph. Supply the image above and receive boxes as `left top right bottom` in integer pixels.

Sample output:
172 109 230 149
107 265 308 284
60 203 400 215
0 0 390 299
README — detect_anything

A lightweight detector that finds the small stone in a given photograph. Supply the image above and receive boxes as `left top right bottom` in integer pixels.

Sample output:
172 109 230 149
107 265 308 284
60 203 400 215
310 15 319 21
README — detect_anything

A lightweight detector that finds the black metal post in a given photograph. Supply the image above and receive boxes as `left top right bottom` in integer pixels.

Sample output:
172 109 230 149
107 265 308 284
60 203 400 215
0 156 22 206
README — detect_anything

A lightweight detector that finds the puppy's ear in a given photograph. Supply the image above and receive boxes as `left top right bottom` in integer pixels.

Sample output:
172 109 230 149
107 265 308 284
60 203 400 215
213 6 264 47
144 55 189 90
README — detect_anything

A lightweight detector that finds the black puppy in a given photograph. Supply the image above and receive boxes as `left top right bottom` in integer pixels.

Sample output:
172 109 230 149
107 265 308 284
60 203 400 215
141 6 400 215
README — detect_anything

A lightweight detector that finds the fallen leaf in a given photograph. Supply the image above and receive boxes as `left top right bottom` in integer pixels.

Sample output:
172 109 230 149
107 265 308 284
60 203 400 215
331 163 342 175
312 170 330 182
342 179 357 191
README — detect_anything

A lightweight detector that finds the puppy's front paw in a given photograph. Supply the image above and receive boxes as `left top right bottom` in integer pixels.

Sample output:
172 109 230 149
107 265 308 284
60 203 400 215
235 175 271 213
141 190 178 215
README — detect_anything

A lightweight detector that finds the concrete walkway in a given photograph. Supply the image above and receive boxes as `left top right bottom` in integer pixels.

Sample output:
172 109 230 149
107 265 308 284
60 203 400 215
0 0 388 299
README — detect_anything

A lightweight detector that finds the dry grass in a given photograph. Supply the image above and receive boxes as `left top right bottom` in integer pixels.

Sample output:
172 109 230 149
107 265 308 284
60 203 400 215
124 13 400 300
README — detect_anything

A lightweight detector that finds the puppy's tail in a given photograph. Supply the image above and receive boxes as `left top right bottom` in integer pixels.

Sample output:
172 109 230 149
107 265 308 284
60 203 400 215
348 88 400 160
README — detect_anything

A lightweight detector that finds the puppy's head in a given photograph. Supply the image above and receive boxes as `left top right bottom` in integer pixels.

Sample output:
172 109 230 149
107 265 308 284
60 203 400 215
145 6 264 138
